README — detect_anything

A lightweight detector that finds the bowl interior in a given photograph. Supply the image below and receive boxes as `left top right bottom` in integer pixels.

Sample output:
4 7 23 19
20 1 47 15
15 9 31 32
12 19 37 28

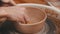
23 7 46 24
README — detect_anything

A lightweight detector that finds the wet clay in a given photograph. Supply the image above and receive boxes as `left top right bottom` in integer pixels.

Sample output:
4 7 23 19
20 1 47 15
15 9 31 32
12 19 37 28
13 0 47 4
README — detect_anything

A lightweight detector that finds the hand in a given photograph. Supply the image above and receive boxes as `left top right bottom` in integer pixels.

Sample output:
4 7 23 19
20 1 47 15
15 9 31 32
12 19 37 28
4 6 28 24
0 6 30 24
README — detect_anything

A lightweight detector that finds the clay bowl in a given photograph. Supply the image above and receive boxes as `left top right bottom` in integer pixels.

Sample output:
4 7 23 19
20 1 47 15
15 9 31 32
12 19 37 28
16 3 60 33
14 4 47 34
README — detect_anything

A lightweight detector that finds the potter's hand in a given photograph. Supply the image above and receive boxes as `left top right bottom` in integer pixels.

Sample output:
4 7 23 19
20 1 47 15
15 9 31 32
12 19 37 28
5 6 28 24
0 6 29 24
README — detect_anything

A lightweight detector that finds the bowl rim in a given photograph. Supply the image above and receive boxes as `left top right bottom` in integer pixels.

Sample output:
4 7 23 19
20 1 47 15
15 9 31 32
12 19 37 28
16 3 60 25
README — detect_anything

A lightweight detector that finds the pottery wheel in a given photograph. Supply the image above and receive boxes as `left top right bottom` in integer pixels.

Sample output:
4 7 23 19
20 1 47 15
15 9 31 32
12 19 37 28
0 18 56 34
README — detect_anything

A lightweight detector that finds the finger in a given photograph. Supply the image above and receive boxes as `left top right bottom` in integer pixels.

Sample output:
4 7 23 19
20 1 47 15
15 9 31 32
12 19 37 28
8 14 26 24
0 18 7 27
24 14 32 24
0 17 7 23
17 15 26 24
10 0 16 5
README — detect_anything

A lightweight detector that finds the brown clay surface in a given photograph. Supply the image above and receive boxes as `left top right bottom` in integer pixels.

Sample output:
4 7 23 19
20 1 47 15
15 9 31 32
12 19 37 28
13 0 47 4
